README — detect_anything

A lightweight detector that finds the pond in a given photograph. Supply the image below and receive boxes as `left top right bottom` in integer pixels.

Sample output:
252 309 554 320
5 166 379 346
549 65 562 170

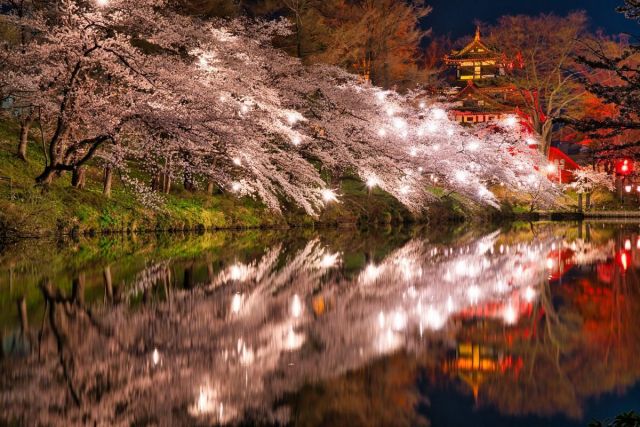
0 222 639 426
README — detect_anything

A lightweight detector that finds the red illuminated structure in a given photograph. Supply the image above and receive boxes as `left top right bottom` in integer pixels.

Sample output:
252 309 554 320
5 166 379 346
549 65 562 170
615 158 634 176
443 28 579 184
444 27 517 125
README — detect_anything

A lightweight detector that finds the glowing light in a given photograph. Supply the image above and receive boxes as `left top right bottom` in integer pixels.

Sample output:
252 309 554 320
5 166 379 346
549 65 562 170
286 111 302 125
546 164 556 173
192 386 217 415
625 239 632 250
425 308 445 330
391 311 407 331
467 285 481 303
446 296 454 313
152 348 160 365
284 326 305 350
96 0 109 6
291 135 301 146
432 108 447 120
377 128 387 137
230 293 242 314
366 176 380 188
291 294 302 318
376 92 386 101
386 107 395 116
319 252 340 268
231 182 242 193
504 116 518 127
625 185 632 193
526 138 537 146
361 263 384 284
455 170 468 183
321 189 338 203
409 148 418 157
636 237 640 249
419 101 426 109
523 286 536 303
503 305 518 325
378 311 386 328
426 121 438 133
546 258 554 269
468 141 480 151
392 117 406 129
229 264 249 281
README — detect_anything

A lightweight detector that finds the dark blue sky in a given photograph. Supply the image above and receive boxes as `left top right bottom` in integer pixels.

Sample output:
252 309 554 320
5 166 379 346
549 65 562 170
424 0 638 39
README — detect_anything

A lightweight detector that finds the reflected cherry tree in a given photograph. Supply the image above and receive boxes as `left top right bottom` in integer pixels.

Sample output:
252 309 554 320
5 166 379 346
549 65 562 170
1 225 639 426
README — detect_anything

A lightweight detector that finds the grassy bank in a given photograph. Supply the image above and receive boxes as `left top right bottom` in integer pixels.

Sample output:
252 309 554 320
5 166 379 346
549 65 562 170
0 120 492 238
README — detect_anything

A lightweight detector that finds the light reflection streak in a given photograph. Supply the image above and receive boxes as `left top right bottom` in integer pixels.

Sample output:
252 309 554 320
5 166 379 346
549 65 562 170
10 227 619 426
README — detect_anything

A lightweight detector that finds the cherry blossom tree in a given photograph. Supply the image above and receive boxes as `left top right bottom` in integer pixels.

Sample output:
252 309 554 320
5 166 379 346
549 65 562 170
1 0 560 216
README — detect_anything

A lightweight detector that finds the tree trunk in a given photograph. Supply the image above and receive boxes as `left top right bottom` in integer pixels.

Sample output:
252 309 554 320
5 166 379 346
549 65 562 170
540 123 553 157
103 266 113 302
18 296 29 334
18 120 32 161
163 174 171 194
71 167 86 189
103 167 113 197
585 193 591 211
183 173 194 192
207 180 214 195
36 166 57 186
72 273 85 306
577 193 583 212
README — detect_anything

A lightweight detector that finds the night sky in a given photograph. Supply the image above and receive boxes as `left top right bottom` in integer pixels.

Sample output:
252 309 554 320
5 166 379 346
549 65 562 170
424 0 639 40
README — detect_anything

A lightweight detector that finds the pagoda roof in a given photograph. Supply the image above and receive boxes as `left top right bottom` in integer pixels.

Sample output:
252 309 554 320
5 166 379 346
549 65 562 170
444 27 502 63
452 81 512 112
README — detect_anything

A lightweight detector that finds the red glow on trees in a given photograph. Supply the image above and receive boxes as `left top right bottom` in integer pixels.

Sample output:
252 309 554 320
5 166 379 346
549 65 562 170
615 159 634 176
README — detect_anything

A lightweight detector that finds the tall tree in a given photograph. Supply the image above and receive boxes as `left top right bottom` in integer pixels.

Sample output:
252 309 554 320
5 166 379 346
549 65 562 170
561 1 640 157
310 0 432 90
485 13 590 155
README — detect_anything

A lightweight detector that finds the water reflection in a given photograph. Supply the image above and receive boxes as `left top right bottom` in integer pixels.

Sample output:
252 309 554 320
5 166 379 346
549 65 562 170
0 223 639 426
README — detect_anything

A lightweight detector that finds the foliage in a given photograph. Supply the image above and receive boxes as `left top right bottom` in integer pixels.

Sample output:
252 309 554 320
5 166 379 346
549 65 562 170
589 411 640 427
484 13 590 154
562 1 640 159
0 0 561 221
570 168 615 194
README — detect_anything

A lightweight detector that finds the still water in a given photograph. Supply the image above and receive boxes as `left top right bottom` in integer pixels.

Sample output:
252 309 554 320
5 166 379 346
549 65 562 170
0 222 639 426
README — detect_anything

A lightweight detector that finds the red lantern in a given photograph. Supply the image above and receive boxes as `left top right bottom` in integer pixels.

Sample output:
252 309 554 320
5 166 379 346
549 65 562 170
615 159 634 176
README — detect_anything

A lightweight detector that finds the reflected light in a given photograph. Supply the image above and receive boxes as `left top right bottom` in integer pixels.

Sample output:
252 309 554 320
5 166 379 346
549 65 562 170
503 305 518 325
361 263 384 284
425 308 445 330
319 252 340 268
524 286 536 303
230 293 243 314
291 294 302 318
391 311 407 331
152 348 160 366
284 326 305 351
467 285 481 303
